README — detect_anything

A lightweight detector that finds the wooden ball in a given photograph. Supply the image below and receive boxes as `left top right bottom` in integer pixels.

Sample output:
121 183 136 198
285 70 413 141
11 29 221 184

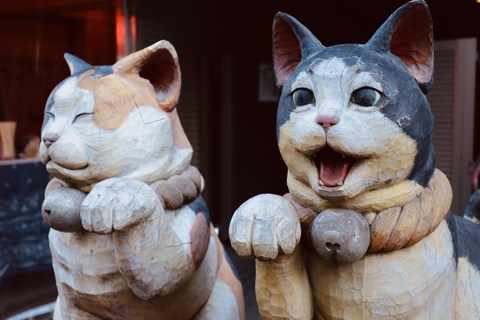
42 187 86 232
311 208 370 264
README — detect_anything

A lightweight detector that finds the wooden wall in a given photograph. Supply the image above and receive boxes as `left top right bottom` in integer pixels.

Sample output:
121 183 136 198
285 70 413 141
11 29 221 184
0 1 116 154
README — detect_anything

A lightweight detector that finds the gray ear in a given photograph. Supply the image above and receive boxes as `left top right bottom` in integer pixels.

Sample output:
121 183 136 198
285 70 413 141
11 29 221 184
63 53 93 75
272 12 325 86
366 0 433 94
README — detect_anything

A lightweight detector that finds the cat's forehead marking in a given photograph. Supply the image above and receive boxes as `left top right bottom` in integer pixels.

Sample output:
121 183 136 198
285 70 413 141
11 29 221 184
60 67 190 151
291 57 381 92
311 57 360 79
45 91 55 112
76 69 160 131
291 71 311 89
54 77 95 113
56 77 80 102
290 57 357 90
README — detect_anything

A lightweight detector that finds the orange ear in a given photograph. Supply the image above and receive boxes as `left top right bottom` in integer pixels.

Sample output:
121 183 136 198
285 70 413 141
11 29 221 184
113 40 181 111
367 1 433 93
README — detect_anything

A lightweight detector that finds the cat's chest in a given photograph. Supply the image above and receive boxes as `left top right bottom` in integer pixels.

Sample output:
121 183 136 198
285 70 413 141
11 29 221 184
48 205 198 286
306 221 456 320
49 229 119 278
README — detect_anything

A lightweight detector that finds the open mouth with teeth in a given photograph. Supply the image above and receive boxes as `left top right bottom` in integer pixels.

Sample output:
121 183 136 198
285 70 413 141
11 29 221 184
315 147 356 188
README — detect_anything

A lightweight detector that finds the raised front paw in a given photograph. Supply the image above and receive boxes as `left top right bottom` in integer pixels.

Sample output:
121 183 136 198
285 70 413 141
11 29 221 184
229 194 301 260
80 178 160 234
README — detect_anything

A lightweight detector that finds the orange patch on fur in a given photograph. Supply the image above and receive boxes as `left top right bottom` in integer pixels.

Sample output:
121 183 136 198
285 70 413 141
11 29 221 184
217 255 245 320
212 225 224 274
76 70 160 131
166 109 192 150
113 73 159 108
75 64 190 150
112 45 181 112
190 213 210 268
210 227 245 320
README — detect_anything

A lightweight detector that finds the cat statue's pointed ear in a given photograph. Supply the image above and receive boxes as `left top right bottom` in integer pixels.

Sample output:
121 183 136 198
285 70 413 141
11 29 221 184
64 53 93 75
272 12 325 86
366 0 433 94
113 40 181 111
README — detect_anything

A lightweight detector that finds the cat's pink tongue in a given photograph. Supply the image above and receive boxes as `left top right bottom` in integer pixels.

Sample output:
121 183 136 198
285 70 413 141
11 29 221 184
316 148 354 188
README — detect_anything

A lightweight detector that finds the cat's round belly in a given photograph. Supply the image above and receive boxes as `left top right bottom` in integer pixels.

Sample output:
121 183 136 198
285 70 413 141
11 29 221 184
49 230 127 294
49 228 218 319
306 221 456 320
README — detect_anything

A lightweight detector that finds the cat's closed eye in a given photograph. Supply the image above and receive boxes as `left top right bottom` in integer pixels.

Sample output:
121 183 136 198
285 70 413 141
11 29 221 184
351 88 382 107
45 112 55 120
72 112 94 124
292 88 315 106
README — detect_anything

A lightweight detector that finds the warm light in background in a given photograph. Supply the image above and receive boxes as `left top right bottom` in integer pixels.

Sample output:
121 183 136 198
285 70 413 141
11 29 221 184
116 0 136 59
115 3 126 59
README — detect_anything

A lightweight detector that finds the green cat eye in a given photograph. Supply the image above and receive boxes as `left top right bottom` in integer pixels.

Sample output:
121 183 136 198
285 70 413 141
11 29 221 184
351 88 381 107
292 88 315 106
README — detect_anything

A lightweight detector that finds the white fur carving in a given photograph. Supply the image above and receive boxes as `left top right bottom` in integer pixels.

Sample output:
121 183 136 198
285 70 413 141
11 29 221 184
280 58 418 212
40 81 192 192
41 41 243 320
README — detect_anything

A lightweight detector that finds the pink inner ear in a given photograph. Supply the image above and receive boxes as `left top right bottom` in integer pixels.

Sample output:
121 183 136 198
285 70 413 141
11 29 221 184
390 4 433 84
273 16 302 86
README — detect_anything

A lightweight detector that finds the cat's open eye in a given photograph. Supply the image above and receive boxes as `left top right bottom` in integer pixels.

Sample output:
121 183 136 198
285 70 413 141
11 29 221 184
72 112 94 124
292 88 315 106
351 88 382 107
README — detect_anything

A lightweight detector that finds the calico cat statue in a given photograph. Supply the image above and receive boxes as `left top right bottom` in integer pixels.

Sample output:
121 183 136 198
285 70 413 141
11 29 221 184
40 41 244 320
229 1 480 319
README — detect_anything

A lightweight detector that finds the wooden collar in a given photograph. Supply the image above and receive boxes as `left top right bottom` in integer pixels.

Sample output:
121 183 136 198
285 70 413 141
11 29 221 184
286 169 452 254
149 165 203 210
368 169 452 253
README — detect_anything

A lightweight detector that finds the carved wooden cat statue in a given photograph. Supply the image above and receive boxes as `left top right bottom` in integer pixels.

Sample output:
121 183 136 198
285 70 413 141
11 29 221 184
40 41 244 320
229 1 480 319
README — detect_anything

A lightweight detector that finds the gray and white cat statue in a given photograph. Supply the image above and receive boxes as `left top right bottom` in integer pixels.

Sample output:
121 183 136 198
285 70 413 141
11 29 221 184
229 1 480 319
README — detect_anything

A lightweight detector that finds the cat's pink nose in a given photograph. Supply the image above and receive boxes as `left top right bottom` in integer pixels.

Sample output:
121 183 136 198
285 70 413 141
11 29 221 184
316 115 339 133
43 133 59 149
